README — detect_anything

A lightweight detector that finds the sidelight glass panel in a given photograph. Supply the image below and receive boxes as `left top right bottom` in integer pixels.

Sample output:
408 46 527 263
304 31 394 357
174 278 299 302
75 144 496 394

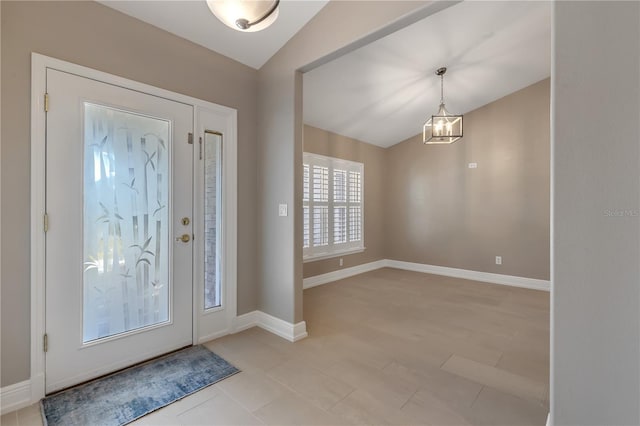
204 132 222 310
83 103 170 343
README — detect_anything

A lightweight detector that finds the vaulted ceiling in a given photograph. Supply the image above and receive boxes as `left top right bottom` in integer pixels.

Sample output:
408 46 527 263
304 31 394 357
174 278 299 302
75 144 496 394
98 0 329 69
303 1 551 147
99 1 551 148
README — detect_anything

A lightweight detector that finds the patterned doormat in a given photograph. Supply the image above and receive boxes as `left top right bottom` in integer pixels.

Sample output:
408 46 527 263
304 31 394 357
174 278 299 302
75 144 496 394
41 345 239 426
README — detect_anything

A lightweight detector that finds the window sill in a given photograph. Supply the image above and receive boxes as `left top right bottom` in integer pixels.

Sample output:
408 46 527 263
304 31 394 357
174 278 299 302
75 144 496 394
303 247 366 263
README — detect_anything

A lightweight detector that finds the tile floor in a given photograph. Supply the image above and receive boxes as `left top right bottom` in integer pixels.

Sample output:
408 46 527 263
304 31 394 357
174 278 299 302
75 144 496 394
1 268 550 425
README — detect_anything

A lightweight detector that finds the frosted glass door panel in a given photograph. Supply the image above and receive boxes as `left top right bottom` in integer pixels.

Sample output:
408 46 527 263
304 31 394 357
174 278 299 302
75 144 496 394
83 103 170 343
204 132 222 310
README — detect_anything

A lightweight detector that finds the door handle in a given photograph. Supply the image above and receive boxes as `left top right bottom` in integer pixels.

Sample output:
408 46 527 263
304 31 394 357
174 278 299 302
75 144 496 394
175 234 191 243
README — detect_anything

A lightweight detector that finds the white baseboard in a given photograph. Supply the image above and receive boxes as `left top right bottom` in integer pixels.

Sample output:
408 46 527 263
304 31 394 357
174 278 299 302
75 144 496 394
0 379 32 415
233 311 308 342
302 259 550 292
233 310 261 333
303 259 387 289
385 259 550 291
197 328 232 344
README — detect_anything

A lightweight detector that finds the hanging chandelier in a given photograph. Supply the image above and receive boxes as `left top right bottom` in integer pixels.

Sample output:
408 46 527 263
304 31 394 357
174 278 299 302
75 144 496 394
423 67 463 144
206 0 280 32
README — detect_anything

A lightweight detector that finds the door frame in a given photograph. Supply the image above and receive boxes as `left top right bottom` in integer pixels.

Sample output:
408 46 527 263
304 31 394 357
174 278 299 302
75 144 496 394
30 53 237 400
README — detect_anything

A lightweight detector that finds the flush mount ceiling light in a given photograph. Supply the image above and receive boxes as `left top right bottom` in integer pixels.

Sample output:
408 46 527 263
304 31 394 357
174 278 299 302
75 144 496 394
206 0 280 32
423 67 463 144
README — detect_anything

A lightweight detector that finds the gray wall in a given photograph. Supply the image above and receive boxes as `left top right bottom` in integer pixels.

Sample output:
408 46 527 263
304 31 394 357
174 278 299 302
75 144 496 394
386 79 550 280
1 1 259 387
302 125 387 278
553 2 640 425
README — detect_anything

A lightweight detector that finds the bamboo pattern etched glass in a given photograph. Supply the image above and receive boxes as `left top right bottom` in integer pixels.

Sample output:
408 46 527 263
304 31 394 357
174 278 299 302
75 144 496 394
83 103 170 343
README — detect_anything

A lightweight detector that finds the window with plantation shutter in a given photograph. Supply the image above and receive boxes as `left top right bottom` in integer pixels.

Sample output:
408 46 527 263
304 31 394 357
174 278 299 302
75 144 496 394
303 153 364 261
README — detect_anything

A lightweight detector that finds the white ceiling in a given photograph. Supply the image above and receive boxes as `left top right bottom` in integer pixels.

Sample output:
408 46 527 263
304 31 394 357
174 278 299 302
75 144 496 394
303 1 551 148
98 0 329 69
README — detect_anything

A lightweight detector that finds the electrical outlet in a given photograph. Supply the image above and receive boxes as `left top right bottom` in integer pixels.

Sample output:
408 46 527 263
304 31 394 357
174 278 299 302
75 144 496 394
495 256 502 265
339 258 344 267
278 204 288 217
468 162 478 169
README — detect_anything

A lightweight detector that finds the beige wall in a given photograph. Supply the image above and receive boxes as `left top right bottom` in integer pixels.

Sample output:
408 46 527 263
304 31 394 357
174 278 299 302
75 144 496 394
303 79 550 281
302 126 387 278
385 79 550 280
257 1 445 324
1 1 259 387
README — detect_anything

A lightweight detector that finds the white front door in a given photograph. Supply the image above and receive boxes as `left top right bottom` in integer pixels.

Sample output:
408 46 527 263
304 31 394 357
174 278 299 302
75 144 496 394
45 69 194 393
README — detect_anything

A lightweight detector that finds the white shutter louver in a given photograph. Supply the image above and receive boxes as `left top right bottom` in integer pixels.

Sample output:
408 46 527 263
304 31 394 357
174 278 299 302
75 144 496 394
349 171 361 203
313 206 329 246
349 206 361 242
313 165 328 202
334 169 347 202
303 153 363 261
303 164 310 248
334 206 347 244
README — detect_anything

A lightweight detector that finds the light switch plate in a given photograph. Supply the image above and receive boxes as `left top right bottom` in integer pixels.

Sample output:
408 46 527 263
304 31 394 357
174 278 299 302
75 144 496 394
468 162 478 169
278 204 288 217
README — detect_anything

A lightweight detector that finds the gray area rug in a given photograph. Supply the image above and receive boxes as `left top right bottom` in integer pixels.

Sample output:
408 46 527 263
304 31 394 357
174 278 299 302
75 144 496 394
41 345 239 426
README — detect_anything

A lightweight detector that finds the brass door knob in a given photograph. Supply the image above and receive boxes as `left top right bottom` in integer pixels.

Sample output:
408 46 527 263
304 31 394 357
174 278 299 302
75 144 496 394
176 234 191 243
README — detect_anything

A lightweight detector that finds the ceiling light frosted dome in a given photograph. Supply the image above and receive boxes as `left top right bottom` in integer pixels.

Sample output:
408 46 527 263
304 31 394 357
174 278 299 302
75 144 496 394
206 0 280 32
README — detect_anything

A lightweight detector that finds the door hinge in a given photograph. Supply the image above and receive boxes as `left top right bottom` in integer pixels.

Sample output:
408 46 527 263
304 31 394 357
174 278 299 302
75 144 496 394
44 93 50 112
43 213 49 233
188 132 194 145
43 333 48 353
198 136 203 160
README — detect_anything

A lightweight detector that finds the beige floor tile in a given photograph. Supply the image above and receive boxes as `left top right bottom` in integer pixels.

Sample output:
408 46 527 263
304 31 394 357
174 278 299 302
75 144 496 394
342 326 453 370
382 361 483 410
1 412 18 426
267 358 354 410
134 410 182 426
177 393 263 425
329 389 395 425
253 392 350 426
205 336 289 373
388 389 473 426
216 370 287 412
419 330 503 367
7 268 547 426
17 417 43 426
16 404 42 426
321 359 418 410
441 355 546 403
496 348 550 382
241 327 298 353
323 333 393 369
464 386 548 426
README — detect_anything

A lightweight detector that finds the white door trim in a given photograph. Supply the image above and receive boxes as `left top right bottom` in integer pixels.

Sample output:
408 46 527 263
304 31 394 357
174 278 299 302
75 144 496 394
30 53 237 401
